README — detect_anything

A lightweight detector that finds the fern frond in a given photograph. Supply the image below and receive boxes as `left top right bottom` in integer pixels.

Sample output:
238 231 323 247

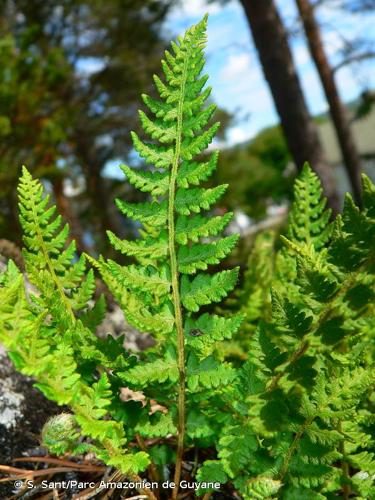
121 359 179 387
131 131 174 168
287 163 332 249
115 199 167 227
187 353 237 391
178 234 239 274
185 313 243 357
106 260 171 296
119 164 169 196
107 230 168 261
18 167 95 327
92 18 242 492
175 185 228 215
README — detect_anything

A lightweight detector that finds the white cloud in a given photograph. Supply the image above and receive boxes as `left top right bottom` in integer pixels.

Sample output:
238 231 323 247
220 53 251 80
227 126 250 145
76 57 105 76
168 0 221 23
216 51 274 114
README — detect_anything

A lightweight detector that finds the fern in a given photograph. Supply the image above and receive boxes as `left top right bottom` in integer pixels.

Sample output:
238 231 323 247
200 168 375 499
92 15 242 495
0 16 242 500
287 163 332 250
1 172 150 478
0 16 374 500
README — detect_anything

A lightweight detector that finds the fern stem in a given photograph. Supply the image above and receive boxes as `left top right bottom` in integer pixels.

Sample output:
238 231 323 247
338 422 351 500
135 433 160 488
130 474 158 500
267 340 309 392
278 417 314 481
168 51 189 499
341 456 351 500
29 200 75 325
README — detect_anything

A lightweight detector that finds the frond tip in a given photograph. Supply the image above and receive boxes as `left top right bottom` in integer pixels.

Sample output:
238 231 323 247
17 166 95 327
101 13 241 345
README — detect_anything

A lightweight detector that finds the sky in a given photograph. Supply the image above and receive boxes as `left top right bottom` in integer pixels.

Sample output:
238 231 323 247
163 0 375 146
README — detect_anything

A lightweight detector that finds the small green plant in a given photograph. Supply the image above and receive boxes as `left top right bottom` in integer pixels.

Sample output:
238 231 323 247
208 165 375 499
0 16 242 499
0 16 374 500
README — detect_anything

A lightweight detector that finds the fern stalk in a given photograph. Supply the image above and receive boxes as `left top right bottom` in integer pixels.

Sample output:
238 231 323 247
278 416 314 481
167 43 189 497
338 422 351 500
131 474 158 500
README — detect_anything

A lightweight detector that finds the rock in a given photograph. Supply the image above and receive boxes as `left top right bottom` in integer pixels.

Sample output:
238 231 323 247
0 240 24 270
97 304 154 351
0 345 61 498
0 375 24 431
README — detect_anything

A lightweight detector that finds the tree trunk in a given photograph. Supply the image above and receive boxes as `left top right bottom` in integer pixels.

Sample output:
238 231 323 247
53 178 88 254
295 0 363 205
239 0 340 213
75 135 124 254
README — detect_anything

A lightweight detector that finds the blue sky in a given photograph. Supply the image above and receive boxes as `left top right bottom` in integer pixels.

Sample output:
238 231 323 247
164 0 375 145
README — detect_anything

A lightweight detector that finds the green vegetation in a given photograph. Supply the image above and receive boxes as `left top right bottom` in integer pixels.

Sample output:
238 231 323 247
0 17 374 500
0 0 171 251
215 125 291 218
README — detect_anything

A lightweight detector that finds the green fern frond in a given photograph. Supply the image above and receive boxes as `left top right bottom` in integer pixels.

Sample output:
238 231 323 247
18 167 95 327
175 212 233 244
2 15 373 499
89 16 242 491
121 359 179 387
175 185 228 215
106 230 168 261
210 172 375 498
120 164 169 196
287 163 332 250
177 234 239 274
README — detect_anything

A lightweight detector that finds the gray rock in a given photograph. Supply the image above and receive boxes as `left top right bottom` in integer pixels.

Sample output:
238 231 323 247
97 304 155 351
0 346 60 462
0 346 61 498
